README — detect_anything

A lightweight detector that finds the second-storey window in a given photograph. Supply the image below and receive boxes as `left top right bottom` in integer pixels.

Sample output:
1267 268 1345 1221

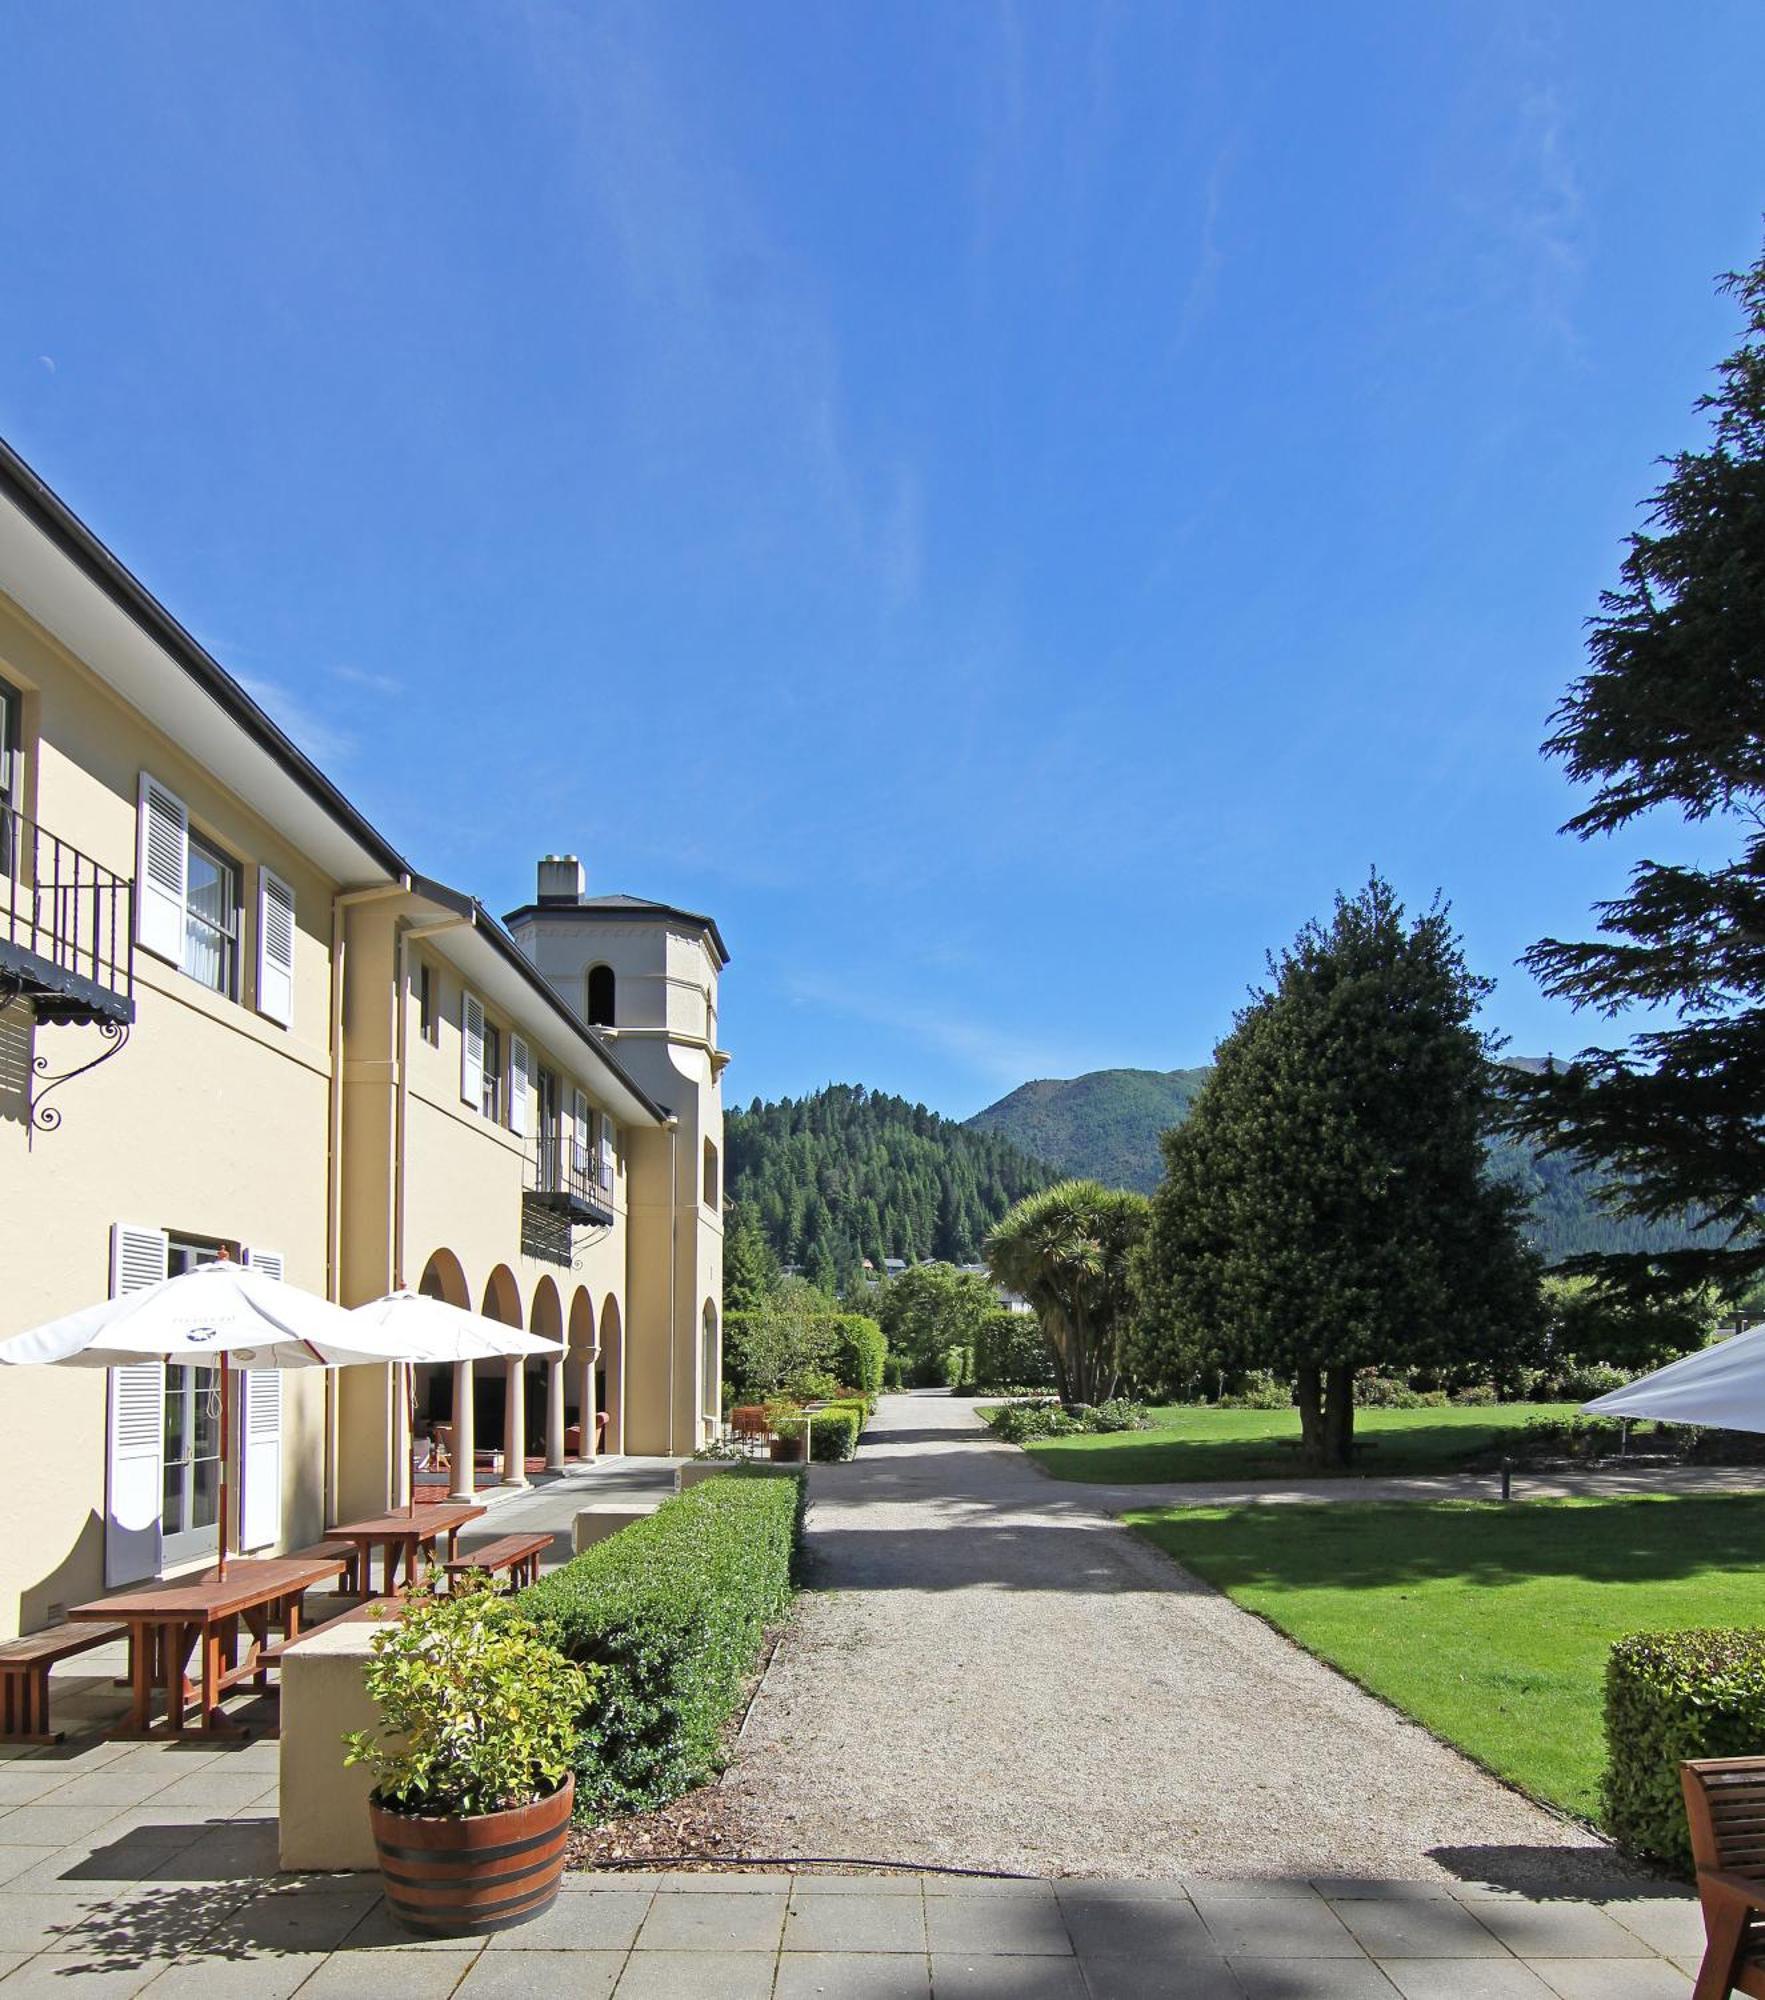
184 832 241 998
0 675 20 874
482 1021 503 1123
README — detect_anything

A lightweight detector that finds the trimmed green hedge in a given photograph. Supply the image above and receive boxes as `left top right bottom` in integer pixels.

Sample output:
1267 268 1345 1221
972 1309 1055 1391
521 1471 804 1818
810 1404 863 1462
830 1314 886 1395
1605 1627 1765 1869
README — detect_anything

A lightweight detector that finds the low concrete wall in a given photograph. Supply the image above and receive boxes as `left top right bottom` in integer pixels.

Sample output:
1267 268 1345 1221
278 1611 401 1873
570 1506 654 1554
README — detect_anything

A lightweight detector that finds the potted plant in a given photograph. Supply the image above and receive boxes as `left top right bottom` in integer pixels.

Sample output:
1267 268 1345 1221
765 1398 810 1462
344 1575 595 1935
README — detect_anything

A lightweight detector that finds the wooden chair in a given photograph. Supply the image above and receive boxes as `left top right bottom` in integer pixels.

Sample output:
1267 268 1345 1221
730 1405 771 1457
1681 1756 1765 1998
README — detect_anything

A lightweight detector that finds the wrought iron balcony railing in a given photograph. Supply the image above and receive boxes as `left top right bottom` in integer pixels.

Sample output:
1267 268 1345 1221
0 804 135 1028
527 1134 616 1226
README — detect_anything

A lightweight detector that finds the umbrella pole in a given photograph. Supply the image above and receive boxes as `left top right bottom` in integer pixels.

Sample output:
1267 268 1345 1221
217 1365 231 1583
407 1362 417 1520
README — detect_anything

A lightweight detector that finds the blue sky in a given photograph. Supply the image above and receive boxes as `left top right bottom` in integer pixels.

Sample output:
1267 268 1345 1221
3 4 1761 1119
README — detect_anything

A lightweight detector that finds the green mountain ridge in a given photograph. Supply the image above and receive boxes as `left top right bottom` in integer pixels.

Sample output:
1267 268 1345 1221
967 1063 1706 1269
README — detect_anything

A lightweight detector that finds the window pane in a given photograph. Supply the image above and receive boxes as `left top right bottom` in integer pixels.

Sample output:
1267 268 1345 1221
163 1367 188 1464
191 1455 220 1531
163 1464 186 1536
186 846 229 928
192 1377 221 1458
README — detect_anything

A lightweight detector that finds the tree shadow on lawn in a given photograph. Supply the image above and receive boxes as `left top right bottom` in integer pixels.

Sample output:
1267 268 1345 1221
1128 1492 1765 1595
1030 1416 1560 1485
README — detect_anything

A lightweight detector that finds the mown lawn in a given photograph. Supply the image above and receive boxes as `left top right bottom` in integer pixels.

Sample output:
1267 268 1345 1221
1021 1401 1579 1483
1130 1493 1765 1823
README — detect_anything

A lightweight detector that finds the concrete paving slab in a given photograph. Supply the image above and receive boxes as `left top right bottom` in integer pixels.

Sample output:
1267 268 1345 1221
788 1872 922 1894
0 1850 67 1892
0 1805 134 1847
482 1889 653 1951
1232 1960 1404 1999
612 1949 777 1998
1594 1895 1704 1956
782 1890 927 1952
924 1894 1073 1955
1059 1893 1214 1958
664 1871 796 1892
145 1949 330 1996
1079 1954 1248 1999
0 1954 177 1996
927 1956 1082 1998
1465 1899 1657 1958
455 1948 622 1997
295 1945 482 1995
1530 1962 1692 1999
776 1954 936 1999
1331 1898 1510 1958
633 1889 786 1953
1196 1899 1362 1959
1378 1963 1557 1999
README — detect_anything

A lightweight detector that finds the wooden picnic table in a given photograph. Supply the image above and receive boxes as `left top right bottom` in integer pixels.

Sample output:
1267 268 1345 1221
330 1502 486 1597
68 1554 346 1739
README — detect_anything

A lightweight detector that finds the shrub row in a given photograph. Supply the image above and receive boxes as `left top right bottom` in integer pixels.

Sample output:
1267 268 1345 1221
971 1310 1056 1392
521 1470 805 1818
1605 1628 1765 1870
809 1397 866 1462
980 1397 1149 1443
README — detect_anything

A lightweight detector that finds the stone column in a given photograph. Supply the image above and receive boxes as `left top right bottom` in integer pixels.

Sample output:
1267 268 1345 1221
449 1360 476 1501
503 1357 530 1489
579 1349 598 1460
544 1357 566 1472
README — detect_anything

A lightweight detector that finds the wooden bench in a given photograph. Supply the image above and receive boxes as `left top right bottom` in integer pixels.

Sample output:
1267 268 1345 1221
291 1538 363 1596
1681 1756 1765 1997
0 1621 128 1743
442 1533 553 1591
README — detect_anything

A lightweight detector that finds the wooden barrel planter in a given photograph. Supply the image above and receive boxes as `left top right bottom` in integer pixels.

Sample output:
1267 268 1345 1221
369 1774 574 1935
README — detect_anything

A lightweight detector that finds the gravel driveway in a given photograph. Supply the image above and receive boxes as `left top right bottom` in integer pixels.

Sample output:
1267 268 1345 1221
726 1392 1650 1888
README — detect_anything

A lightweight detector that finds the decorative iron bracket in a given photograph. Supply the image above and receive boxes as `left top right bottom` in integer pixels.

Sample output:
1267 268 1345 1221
30 1020 131 1145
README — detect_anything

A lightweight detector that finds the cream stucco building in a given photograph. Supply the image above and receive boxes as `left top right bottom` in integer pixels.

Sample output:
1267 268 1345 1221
0 437 727 1640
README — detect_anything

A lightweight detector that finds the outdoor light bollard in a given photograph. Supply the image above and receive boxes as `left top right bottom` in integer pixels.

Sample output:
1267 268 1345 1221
1501 1456 1512 1502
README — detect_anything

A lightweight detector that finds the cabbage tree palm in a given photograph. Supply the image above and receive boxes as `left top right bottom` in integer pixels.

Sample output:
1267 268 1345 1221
985 1180 1150 1406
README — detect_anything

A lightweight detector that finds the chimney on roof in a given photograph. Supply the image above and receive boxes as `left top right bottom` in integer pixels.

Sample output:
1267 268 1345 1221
537 855 586 906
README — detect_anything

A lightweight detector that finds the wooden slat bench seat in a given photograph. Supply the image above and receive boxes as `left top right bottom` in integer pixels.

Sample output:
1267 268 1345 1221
290 1538 363 1595
442 1532 553 1591
0 1621 128 1743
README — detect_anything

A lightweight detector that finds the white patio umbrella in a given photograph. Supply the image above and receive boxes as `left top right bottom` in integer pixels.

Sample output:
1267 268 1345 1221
0 1254 410 1578
349 1290 565 1516
1584 1322 1765 1431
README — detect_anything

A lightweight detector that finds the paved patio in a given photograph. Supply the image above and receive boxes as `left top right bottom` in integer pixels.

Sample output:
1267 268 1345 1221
0 1443 1706 1993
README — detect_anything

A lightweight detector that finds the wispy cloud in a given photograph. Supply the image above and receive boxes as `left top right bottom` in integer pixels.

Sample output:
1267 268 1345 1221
237 675 354 766
329 662 403 697
784 968 1108 1090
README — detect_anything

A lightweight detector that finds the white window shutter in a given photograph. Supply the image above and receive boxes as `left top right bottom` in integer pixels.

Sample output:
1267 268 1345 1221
106 1224 168 1586
239 1370 283 1550
461 992 485 1108
135 774 187 964
600 1116 616 1192
572 1088 589 1176
243 1245 284 1283
508 1036 531 1137
256 868 296 1028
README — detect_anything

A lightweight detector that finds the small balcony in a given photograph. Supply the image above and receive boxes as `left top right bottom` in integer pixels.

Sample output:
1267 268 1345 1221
526 1134 616 1229
0 805 135 1028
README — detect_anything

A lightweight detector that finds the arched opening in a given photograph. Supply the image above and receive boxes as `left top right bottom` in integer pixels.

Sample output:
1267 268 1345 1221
702 1299 720 1440
478 1265 525 1486
411 1250 472 1501
567 1287 597 1459
529 1277 564 1470
586 963 616 1028
417 1248 469 1308
599 1295 624 1455
702 1137 719 1211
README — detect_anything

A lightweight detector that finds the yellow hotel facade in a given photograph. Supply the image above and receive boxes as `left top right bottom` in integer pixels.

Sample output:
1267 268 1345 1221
0 437 727 1639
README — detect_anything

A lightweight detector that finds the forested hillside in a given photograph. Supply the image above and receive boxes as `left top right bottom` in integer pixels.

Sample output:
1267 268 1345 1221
966 1067 1210 1193
725 1084 1055 1288
969 1062 1709 1268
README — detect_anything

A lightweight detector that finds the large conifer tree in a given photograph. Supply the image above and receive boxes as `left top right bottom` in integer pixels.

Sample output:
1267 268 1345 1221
1505 244 1765 1294
1133 877 1542 1467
